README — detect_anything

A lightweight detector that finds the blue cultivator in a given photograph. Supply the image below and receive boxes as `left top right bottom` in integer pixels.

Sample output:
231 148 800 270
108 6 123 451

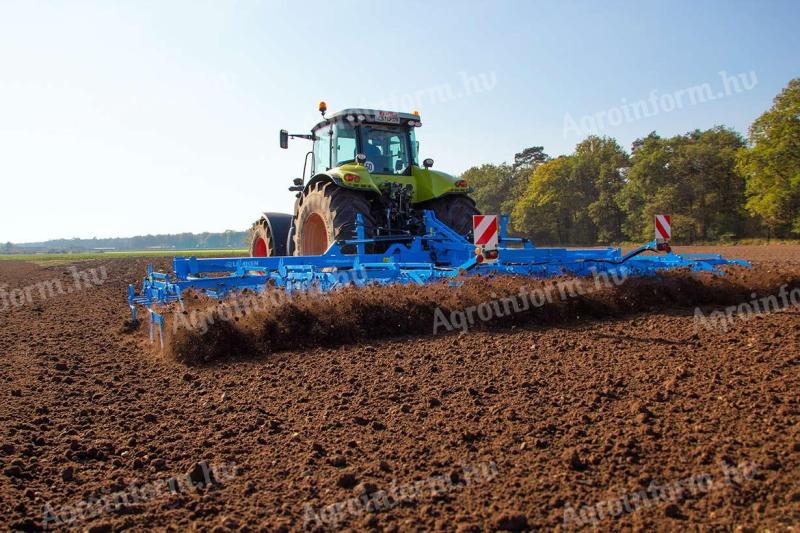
128 211 750 346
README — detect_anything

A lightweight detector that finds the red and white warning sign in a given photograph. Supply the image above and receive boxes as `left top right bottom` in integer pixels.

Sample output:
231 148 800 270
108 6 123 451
473 215 499 249
655 214 671 241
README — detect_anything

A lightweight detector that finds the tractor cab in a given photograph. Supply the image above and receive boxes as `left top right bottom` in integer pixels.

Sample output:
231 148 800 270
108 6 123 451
263 104 478 257
310 108 421 177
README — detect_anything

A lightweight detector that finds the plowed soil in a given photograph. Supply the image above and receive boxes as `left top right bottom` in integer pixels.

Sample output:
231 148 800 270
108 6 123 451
1 246 798 531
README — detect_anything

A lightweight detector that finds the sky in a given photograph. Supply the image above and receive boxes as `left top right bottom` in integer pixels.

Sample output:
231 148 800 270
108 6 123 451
0 0 798 243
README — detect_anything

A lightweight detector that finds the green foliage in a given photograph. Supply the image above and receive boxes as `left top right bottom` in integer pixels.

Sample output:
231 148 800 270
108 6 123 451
574 137 629 243
736 78 800 238
507 146 550 216
462 146 550 219
461 163 513 215
470 119 764 245
621 127 746 242
513 137 627 244
465 80 800 244
512 157 575 243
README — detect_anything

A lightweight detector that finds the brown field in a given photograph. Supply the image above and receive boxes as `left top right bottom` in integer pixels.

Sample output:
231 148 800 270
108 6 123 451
0 245 798 531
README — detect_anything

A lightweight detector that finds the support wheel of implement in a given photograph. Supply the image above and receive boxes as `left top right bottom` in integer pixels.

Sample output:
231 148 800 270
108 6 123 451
293 181 376 255
249 219 273 257
419 194 480 236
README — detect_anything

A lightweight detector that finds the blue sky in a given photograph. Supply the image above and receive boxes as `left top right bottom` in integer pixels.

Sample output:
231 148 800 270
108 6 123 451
1 0 798 242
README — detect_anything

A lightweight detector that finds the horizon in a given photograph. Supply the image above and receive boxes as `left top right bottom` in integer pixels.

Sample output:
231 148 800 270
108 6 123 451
1 0 798 242
8 228 248 247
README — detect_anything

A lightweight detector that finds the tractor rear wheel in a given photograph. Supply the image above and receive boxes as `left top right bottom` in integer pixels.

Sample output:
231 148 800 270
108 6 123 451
293 181 375 255
419 194 480 237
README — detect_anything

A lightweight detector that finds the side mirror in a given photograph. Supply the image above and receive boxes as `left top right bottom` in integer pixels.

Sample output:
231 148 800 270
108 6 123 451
423 158 434 169
356 153 367 165
280 129 289 149
292 178 303 186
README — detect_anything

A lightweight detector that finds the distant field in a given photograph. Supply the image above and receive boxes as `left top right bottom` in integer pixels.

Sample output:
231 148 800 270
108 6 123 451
0 249 248 262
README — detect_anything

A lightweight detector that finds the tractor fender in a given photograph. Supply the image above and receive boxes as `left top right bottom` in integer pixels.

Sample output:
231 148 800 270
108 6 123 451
410 166 471 202
305 169 381 196
303 173 338 195
257 212 293 256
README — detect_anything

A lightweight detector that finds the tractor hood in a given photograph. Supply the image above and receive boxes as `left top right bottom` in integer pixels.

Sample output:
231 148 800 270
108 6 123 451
324 163 470 203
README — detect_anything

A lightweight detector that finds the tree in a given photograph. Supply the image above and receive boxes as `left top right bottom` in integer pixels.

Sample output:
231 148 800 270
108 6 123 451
462 146 550 217
461 163 513 215
674 127 747 240
736 78 800 238
620 127 746 242
505 146 550 215
3 242 12 254
512 157 575 243
573 137 629 243
513 137 626 244
618 132 673 241
513 146 549 169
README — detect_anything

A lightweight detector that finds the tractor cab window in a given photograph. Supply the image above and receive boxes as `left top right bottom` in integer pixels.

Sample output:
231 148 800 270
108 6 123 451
313 126 332 175
360 125 412 175
409 127 418 165
333 122 357 166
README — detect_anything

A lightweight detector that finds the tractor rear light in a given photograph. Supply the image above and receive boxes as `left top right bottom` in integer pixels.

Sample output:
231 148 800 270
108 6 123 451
485 249 499 260
455 180 467 188
354 175 361 183
344 174 355 182
476 254 484 264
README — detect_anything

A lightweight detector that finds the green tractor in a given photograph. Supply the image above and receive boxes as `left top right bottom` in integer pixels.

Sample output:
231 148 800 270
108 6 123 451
249 103 480 257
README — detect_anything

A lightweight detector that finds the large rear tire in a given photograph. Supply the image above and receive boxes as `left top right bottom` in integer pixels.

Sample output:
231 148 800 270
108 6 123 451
418 194 480 237
293 181 376 256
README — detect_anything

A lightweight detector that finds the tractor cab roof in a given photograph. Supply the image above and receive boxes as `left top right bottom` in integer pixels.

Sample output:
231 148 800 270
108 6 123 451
312 109 421 132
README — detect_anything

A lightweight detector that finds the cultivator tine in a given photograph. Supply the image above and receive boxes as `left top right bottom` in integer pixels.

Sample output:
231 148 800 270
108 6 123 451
128 285 138 324
146 307 165 348
148 308 154 343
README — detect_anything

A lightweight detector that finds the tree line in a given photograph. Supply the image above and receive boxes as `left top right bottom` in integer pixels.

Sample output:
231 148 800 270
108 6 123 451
7 230 248 254
464 78 799 244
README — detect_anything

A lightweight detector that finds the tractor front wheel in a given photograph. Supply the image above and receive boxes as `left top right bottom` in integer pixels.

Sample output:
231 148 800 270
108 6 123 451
293 181 375 256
